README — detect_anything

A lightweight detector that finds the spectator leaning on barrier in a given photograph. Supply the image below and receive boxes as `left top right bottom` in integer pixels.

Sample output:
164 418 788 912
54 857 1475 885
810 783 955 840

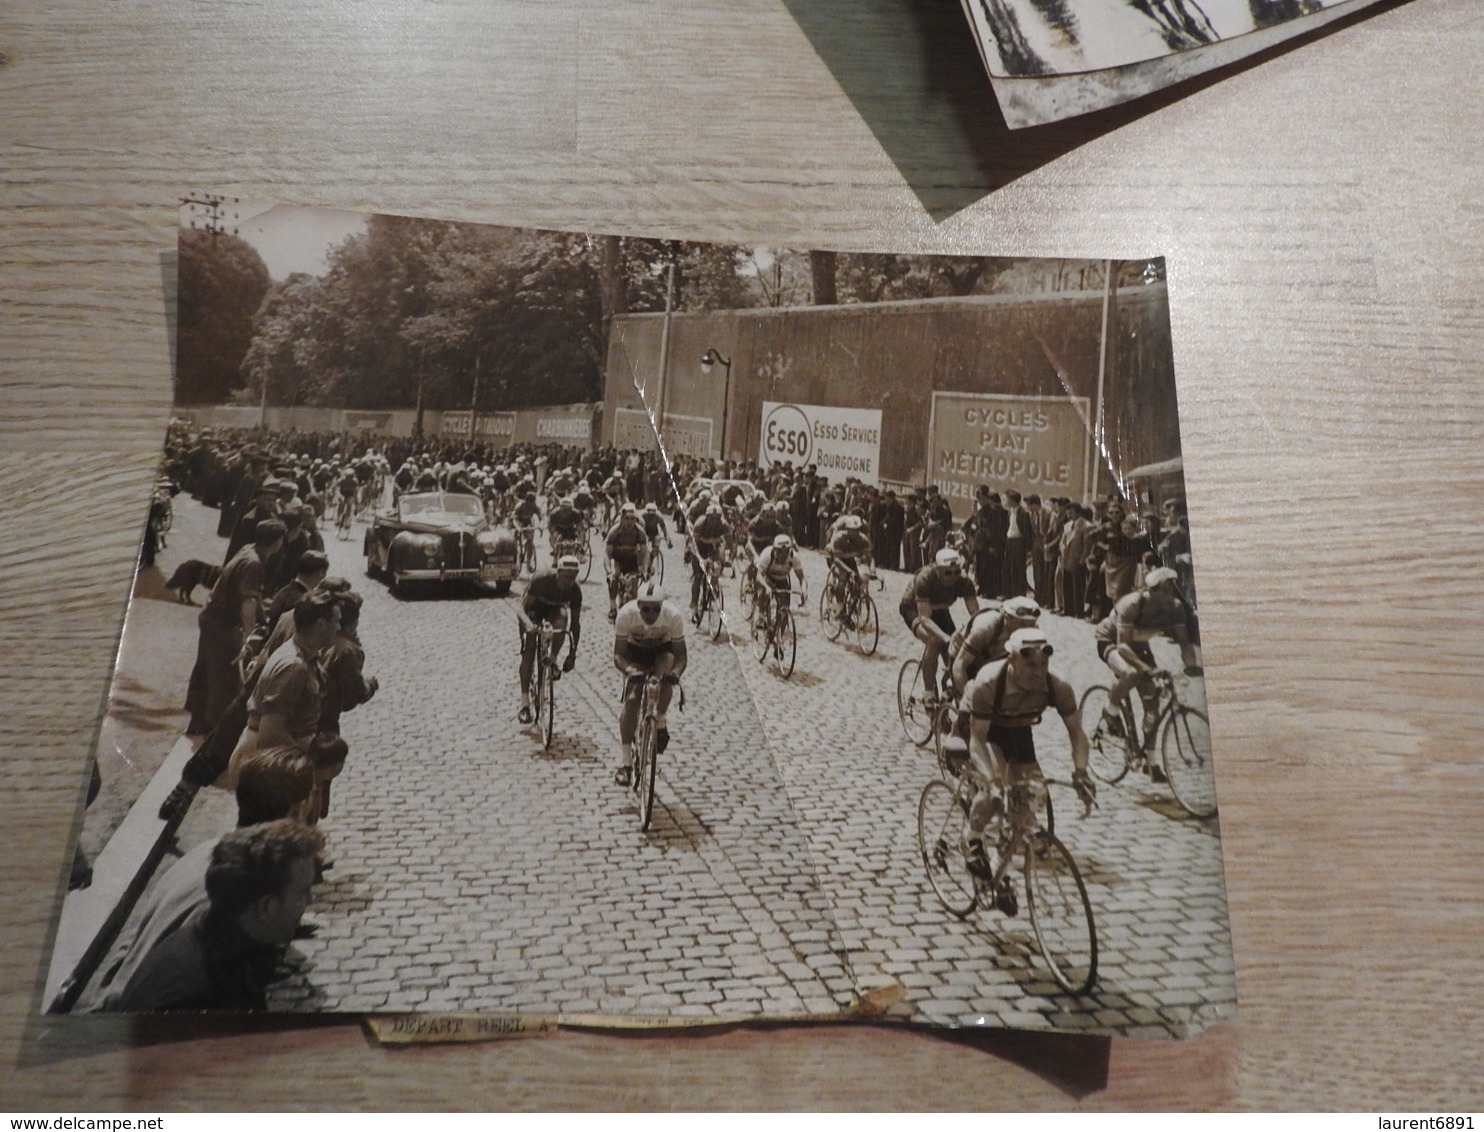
184 518 285 737
80 819 324 1013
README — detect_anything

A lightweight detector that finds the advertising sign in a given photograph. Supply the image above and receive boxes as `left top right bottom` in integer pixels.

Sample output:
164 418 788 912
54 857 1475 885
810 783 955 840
929 392 1090 517
536 414 593 442
613 406 659 450
757 401 882 484
658 414 714 459
479 412 515 438
439 410 473 437
344 411 392 432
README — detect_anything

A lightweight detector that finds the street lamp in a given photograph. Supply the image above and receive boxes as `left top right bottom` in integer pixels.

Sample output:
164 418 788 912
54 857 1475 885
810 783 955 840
700 348 732 462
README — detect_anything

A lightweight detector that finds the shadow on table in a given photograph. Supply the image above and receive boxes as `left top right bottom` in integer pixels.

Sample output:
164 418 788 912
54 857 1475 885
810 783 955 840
779 0 1414 219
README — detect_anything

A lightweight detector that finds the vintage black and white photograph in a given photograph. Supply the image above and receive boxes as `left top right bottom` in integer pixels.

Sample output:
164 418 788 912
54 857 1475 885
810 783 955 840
45 201 1234 1038
965 0 1394 125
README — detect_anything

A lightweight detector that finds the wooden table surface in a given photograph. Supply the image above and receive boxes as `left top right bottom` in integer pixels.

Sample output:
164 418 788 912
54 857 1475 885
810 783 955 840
4 0 1481 1111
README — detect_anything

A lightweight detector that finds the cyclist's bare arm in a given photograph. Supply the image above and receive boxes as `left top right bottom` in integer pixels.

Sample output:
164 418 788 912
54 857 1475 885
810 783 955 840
968 715 1007 791
915 600 950 644
613 638 641 678
1061 707 1091 777
950 646 979 696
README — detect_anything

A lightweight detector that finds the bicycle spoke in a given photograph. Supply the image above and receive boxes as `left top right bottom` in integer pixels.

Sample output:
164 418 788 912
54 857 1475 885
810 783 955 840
1025 831 1098 995
1078 685 1130 785
916 780 978 918
854 591 879 656
1160 705 1217 818
896 658 934 747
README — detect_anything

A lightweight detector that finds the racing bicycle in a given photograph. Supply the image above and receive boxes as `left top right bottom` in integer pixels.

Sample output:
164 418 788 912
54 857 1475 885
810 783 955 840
917 759 1097 995
820 564 881 656
625 673 681 831
1079 668 1216 818
692 554 727 642
514 524 539 575
896 649 952 749
551 531 593 581
751 580 804 679
334 492 355 540
524 615 565 750
647 535 668 584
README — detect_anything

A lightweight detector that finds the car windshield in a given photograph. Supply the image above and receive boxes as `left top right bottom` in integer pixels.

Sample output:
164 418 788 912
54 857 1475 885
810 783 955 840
702 479 756 503
400 492 484 520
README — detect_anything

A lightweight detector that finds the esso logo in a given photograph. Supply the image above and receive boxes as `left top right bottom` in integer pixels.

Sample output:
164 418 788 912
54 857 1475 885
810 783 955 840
761 404 813 467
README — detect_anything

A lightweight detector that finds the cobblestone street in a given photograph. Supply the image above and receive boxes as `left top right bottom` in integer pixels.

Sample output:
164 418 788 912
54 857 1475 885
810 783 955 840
732 550 1235 1036
99 495 1235 1036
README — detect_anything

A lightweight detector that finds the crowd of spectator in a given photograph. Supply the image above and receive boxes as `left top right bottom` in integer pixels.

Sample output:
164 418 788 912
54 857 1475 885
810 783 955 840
83 423 1192 1012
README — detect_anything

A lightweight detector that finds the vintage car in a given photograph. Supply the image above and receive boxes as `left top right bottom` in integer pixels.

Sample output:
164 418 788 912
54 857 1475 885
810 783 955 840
364 491 518 595
690 478 758 510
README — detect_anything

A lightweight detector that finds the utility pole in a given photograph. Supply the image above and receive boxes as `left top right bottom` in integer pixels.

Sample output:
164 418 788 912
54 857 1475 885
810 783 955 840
178 194 241 242
469 346 481 445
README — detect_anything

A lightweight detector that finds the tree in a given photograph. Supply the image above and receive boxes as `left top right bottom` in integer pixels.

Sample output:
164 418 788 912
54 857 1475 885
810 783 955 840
175 228 271 404
809 250 838 306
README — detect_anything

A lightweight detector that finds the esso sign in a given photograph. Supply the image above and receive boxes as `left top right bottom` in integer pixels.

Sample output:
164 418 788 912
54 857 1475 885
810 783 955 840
761 403 813 467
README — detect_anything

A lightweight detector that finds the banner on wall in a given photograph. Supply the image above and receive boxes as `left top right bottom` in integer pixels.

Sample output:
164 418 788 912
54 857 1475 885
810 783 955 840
658 414 714 459
757 401 882 484
613 407 659 451
344 411 393 432
928 392 1090 517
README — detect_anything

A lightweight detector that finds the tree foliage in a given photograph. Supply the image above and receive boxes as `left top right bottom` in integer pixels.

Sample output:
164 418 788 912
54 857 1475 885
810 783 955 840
221 216 1127 416
176 227 271 404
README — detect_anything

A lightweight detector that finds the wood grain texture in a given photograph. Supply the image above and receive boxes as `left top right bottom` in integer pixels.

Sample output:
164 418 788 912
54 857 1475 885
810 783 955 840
4 0 1482 1111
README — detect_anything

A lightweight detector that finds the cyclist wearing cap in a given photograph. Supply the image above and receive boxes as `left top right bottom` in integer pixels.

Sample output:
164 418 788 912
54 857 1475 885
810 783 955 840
548 467 576 500
613 581 688 785
641 501 672 553
946 595 1042 700
899 547 982 705
685 489 715 527
753 533 805 626
516 556 583 723
604 503 651 619
511 484 542 531
688 503 731 616
773 499 795 538
958 627 1094 910
548 495 585 547
573 481 598 525
824 512 873 587
1094 566 1201 760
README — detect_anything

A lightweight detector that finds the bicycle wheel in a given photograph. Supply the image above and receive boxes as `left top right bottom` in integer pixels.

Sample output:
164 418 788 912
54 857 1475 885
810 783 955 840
541 661 557 750
853 591 879 656
819 587 842 640
739 570 756 619
775 609 796 678
529 660 545 736
1078 685 1131 785
651 546 665 584
706 583 726 642
916 779 978 918
637 713 658 831
896 658 934 747
751 606 770 663
579 541 593 583
1160 705 1217 818
1024 831 1098 995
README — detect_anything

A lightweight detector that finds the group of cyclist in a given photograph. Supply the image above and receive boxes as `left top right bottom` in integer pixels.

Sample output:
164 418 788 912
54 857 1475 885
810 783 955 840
512 496 689 792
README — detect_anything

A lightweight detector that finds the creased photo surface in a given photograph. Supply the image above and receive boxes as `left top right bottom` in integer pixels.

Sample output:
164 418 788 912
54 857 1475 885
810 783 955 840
47 202 1234 1038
